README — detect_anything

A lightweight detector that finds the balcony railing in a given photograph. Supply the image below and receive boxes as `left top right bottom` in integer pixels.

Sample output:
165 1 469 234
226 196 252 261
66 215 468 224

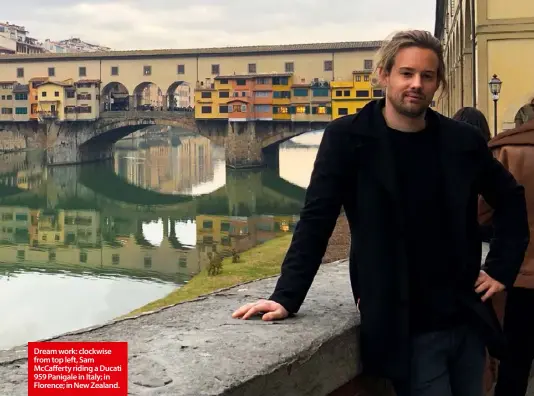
38 111 58 119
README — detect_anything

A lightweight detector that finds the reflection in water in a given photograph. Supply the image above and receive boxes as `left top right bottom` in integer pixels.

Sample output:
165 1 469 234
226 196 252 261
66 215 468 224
0 127 321 350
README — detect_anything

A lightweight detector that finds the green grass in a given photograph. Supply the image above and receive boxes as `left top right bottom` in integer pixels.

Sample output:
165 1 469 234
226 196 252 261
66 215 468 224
124 234 293 317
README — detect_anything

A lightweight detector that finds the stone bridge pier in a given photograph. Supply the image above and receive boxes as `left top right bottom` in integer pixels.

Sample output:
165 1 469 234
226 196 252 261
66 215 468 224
220 120 329 169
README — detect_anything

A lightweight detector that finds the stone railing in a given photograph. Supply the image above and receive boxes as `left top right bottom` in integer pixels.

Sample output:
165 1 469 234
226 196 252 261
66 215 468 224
0 256 532 395
0 260 386 396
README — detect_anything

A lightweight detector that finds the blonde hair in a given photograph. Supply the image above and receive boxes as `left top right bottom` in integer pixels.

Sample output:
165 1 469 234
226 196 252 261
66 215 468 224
375 30 447 92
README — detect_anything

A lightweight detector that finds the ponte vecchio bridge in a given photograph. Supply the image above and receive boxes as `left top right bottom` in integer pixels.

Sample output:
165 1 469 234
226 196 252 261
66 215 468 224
0 41 381 167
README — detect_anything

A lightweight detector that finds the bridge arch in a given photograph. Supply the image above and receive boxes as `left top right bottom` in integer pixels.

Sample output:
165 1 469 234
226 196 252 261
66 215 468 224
260 124 326 149
102 82 130 112
133 82 164 111
167 81 192 110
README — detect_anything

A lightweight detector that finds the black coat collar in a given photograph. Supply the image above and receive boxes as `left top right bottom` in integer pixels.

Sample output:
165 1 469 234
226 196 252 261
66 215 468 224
350 98 479 154
345 99 480 235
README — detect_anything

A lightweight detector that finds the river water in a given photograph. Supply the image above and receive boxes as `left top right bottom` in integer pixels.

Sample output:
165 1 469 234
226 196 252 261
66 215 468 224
0 127 322 350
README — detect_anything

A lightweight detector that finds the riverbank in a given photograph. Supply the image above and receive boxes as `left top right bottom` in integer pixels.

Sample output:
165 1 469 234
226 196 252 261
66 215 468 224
127 214 351 317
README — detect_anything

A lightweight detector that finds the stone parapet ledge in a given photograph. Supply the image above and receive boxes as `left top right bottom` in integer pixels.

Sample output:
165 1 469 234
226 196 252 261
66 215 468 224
0 259 375 396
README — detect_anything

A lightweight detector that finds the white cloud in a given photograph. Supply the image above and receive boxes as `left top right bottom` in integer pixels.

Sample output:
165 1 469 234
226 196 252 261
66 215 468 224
3 1 436 50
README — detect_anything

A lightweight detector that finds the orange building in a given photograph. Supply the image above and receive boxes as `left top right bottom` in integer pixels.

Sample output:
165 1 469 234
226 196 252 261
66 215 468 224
28 77 48 120
210 73 293 122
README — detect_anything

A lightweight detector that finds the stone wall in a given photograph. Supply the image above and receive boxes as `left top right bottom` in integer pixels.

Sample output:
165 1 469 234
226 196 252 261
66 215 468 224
0 126 29 152
0 258 532 395
0 260 372 396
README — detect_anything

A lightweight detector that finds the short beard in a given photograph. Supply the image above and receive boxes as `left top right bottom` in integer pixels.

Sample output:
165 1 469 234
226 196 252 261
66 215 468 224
388 93 428 119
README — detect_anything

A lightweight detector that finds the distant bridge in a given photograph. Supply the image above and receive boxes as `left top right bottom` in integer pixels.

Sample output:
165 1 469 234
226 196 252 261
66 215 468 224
0 110 327 168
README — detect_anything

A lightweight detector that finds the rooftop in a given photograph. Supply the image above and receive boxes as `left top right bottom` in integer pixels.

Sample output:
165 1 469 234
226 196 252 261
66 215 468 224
0 40 385 63
215 72 293 80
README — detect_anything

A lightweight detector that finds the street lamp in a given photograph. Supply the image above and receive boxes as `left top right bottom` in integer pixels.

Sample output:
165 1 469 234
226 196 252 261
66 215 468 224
489 74 502 137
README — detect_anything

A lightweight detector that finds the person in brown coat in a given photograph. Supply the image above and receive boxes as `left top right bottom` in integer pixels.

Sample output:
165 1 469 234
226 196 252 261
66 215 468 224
479 118 534 395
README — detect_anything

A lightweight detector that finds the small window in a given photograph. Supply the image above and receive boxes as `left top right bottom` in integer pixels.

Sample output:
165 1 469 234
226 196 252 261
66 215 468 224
338 108 348 116
236 79 246 86
219 105 229 113
201 91 212 99
285 62 294 73
219 91 230 98
335 90 342 97
364 75 369 82
248 63 256 73
201 106 212 114
324 60 333 71
79 67 86 77
55 91 59 97
356 90 369 98
293 88 308 97
364 59 373 70
48 67 55 77
42 92 47 97
177 64 185 74
355 76 361 82
143 66 151 75
17 68 24 78
211 64 220 75
343 90 350 97
111 66 119 76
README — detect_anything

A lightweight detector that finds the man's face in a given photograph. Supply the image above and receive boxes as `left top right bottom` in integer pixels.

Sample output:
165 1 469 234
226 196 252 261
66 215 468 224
380 46 440 118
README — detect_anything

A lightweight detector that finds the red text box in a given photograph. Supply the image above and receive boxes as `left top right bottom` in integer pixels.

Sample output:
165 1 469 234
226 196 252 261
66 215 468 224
28 341 127 395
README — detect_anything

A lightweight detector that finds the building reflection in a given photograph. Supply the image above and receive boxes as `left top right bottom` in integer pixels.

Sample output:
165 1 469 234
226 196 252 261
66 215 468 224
0 134 310 285
113 133 217 195
0 204 299 284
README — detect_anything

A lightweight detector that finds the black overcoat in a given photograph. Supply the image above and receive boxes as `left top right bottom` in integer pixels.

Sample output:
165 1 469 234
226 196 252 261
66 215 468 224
269 98 529 381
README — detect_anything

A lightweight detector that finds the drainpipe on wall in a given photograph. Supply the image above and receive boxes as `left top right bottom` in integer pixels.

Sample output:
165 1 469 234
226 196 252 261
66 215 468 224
99 59 102 114
460 0 464 108
471 0 476 107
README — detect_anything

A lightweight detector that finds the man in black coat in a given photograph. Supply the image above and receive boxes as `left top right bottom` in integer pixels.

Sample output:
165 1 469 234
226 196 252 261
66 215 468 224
232 30 529 396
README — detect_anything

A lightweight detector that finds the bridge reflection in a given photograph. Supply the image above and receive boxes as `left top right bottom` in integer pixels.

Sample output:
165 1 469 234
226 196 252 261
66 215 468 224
0 152 307 285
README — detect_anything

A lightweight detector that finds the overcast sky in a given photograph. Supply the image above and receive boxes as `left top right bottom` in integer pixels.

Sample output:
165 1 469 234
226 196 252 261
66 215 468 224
3 1 436 50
